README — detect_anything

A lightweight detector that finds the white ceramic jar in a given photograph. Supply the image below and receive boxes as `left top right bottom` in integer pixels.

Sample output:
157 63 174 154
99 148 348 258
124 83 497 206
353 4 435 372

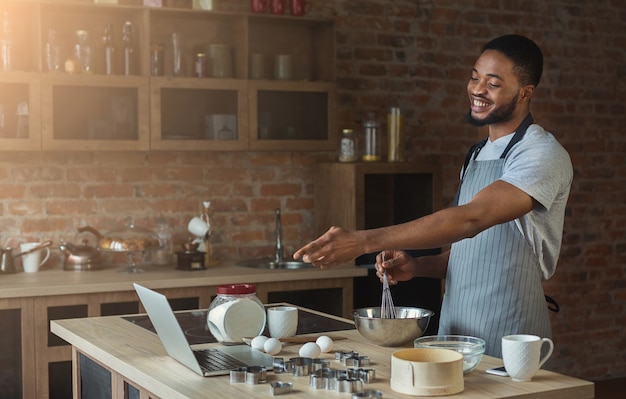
207 284 266 343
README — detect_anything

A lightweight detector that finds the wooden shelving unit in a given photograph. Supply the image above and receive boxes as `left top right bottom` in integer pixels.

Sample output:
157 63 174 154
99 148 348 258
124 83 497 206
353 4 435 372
0 0 336 151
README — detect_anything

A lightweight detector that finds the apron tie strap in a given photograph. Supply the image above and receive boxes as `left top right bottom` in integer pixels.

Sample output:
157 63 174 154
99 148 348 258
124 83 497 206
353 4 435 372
545 295 560 313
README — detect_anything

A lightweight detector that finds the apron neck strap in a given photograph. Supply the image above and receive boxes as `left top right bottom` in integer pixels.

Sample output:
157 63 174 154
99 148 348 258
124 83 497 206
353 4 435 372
499 113 534 158
453 113 535 206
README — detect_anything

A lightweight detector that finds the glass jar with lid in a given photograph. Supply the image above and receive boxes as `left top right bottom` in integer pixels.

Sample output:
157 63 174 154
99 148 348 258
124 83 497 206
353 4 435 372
96 216 160 273
207 284 266 343
362 112 381 162
338 128 358 162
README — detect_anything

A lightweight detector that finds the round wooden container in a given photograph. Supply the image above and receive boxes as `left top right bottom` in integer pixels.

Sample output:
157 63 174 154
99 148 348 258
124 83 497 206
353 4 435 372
390 348 464 396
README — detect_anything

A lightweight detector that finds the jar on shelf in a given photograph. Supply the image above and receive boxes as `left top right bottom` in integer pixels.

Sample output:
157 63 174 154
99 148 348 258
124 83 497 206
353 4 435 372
150 44 164 76
194 52 207 78
362 112 381 162
102 24 115 75
207 284 266 344
45 28 61 72
387 107 404 162
338 128 357 162
74 29 93 73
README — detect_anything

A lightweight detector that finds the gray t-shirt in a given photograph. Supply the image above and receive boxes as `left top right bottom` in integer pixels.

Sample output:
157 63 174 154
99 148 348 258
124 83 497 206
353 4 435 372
473 124 573 280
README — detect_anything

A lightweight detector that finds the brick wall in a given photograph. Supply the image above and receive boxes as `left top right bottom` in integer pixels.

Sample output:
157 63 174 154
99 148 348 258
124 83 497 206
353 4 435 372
0 0 624 382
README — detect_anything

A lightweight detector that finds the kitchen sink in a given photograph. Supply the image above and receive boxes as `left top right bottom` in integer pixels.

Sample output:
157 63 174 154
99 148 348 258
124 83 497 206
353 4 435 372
237 259 313 270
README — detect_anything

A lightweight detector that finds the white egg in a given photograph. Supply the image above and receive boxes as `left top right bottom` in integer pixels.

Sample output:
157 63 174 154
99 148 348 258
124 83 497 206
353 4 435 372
263 337 282 355
315 335 334 353
250 335 268 351
299 342 321 358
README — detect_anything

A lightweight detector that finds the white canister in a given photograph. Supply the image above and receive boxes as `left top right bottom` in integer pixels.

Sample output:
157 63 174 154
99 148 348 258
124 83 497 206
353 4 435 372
207 284 265 343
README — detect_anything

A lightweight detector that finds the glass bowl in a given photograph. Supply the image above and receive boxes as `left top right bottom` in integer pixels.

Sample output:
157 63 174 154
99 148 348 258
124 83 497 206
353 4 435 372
414 335 486 373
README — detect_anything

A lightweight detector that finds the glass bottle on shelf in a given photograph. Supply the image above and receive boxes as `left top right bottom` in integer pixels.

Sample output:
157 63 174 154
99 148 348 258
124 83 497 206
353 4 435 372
338 128 357 162
122 21 134 76
172 32 183 77
387 107 404 162
362 112 381 162
74 30 93 73
194 52 207 78
0 10 13 71
150 44 164 76
45 28 61 72
102 24 115 75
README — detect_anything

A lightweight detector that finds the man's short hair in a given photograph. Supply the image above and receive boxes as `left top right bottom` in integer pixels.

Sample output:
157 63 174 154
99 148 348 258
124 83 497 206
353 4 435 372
482 34 544 87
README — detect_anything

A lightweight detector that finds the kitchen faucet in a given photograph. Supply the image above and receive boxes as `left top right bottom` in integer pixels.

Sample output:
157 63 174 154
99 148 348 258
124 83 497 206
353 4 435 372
275 208 283 263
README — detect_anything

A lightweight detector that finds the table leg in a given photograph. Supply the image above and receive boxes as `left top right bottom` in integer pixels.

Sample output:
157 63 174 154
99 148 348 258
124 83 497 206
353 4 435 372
72 347 81 399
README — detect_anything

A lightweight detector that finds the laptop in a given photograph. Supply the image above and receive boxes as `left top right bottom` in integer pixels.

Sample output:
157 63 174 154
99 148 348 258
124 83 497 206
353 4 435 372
133 283 274 376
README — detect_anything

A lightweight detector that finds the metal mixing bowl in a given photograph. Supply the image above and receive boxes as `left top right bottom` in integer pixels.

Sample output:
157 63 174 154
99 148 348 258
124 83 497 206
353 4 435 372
414 335 486 373
352 307 434 347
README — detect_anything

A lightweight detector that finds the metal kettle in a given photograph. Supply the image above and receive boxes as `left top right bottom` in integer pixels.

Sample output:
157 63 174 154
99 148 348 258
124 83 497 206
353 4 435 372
59 226 102 271
0 247 18 274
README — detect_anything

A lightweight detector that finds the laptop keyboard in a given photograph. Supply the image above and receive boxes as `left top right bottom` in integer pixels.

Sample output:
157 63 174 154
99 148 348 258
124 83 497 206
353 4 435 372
193 348 247 372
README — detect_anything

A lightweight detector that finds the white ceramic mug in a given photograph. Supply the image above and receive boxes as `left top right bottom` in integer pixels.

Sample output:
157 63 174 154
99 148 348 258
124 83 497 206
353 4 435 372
267 306 298 338
502 334 554 382
20 242 51 273
187 216 210 237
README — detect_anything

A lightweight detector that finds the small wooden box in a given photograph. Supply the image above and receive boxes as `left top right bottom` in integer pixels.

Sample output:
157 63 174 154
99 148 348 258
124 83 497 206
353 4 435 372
175 251 206 270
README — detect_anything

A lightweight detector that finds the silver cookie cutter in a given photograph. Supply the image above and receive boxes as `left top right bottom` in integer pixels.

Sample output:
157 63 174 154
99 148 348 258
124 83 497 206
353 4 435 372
289 356 313 376
337 376 364 393
273 357 286 373
309 373 325 389
312 358 330 371
229 367 247 384
344 355 371 367
246 365 267 384
353 390 384 398
229 366 267 385
270 381 293 396
335 350 358 361
348 367 376 383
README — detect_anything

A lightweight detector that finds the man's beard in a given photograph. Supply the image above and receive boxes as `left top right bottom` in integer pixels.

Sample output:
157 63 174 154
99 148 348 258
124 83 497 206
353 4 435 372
467 95 518 127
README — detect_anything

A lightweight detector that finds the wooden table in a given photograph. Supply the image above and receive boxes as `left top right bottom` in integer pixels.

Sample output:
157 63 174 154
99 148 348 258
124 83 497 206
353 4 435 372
51 306 594 399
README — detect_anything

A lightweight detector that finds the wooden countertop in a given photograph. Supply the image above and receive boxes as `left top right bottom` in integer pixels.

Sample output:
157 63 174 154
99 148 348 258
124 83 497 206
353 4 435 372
0 261 366 299
51 308 594 399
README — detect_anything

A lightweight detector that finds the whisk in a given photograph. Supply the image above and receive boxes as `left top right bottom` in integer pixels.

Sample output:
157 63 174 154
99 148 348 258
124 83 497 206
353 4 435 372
380 252 397 319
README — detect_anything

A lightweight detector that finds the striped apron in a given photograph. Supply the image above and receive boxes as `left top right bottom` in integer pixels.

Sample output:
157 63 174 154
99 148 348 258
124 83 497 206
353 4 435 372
439 115 552 358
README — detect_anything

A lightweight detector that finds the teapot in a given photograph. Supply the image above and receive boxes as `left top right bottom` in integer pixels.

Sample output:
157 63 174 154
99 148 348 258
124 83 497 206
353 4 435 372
0 247 18 274
59 226 102 271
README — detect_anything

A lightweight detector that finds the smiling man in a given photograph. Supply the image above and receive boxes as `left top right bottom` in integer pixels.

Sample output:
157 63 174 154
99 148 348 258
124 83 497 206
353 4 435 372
294 34 573 358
